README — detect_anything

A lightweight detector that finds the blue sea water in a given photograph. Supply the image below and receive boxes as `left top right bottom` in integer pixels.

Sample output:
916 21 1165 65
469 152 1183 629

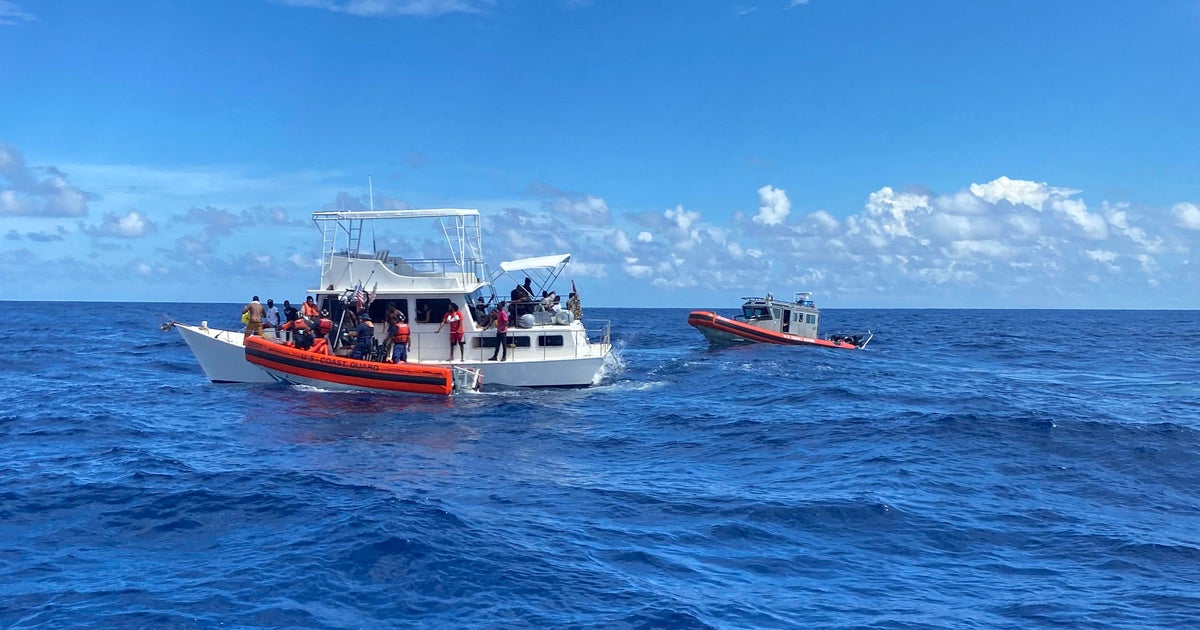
3 301 1200 629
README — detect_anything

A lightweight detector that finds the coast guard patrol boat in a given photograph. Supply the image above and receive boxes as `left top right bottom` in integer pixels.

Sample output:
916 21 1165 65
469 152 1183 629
688 292 871 350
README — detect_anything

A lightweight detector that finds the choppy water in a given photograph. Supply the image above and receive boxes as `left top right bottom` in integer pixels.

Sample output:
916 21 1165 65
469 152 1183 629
3 302 1200 628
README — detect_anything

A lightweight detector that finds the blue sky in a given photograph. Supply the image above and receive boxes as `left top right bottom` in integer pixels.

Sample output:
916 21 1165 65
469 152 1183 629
2 0 1199 308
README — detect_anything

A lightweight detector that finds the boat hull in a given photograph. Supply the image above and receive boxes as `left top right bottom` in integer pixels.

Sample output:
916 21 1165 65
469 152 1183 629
687 311 861 349
175 323 610 387
244 337 454 396
174 323 275 383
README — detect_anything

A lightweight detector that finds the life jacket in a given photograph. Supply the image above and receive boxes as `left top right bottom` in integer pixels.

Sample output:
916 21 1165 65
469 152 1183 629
281 318 308 332
302 302 321 317
390 322 410 344
318 318 333 334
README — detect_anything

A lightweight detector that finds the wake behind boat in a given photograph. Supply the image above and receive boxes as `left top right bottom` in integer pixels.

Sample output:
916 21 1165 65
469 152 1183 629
172 206 614 388
688 292 871 349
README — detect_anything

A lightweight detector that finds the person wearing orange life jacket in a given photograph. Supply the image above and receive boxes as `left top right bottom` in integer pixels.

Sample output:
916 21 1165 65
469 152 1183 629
388 313 411 363
301 296 321 318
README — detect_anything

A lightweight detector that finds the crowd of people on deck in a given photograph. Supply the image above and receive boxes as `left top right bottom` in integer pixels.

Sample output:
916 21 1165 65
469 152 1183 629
239 278 583 365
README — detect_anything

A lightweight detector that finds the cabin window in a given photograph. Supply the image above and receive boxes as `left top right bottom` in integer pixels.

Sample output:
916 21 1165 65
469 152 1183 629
371 299 408 324
538 335 564 347
771 307 782 320
415 298 451 324
806 314 816 325
475 336 531 348
743 306 770 319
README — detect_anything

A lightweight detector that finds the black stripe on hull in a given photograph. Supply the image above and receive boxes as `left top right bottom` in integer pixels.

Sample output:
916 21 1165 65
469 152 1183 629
246 346 449 387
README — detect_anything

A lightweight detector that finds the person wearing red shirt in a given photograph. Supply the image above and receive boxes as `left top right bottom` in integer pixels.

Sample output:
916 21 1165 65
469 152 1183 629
435 302 466 361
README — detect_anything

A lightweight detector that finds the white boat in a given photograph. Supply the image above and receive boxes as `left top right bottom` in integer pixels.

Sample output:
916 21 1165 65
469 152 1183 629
171 207 613 388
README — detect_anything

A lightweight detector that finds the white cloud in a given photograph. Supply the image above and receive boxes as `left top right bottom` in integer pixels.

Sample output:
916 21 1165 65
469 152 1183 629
551 194 611 226
1085 250 1118 264
665 204 700 232
84 210 156 239
753 185 790 226
863 186 929 239
1049 197 1107 240
637 231 653 242
0 144 92 217
942 239 1013 260
1173 202 1200 230
806 210 839 232
1106 206 1161 252
968 176 1078 211
611 229 632 254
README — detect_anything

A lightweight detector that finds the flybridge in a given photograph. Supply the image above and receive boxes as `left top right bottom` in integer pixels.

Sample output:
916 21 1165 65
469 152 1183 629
312 208 485 279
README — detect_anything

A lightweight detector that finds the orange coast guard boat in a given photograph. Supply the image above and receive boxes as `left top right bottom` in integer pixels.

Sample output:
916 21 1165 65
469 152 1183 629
244 336 475 396
688 292 871 350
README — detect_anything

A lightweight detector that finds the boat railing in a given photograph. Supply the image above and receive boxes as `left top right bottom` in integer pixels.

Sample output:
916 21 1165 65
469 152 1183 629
342 251 488 282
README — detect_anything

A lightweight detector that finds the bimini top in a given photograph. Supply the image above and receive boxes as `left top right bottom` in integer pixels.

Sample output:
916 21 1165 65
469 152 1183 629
499 253 570 272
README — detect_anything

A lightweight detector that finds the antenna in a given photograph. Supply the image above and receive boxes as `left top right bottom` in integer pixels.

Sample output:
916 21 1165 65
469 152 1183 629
368 175 376 252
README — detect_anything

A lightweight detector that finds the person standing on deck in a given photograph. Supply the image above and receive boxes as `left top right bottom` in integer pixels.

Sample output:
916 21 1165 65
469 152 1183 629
242 296 265 339
350 316 374 360
388 313 410 363
264 299 281 338
488 301 509 361
282 300 299 324
435 302 466 361
568 291 583 321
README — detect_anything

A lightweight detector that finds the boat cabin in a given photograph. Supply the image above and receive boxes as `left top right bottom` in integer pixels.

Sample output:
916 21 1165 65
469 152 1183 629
740 292 821 339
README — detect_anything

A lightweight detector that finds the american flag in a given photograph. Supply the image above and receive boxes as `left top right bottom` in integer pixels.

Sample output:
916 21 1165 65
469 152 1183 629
353 281 365 310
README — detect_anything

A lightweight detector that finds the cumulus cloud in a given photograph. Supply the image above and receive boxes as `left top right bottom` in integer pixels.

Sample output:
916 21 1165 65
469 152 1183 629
172 204 307 243
550 194 611 225
4 228 65 242
83 210 156 239
968 175 1077 211
528 181 612 226
578 174 1200 306
665 204 700 232
1174 202 1200 230
277 0 495 18
753 185 790 226
0 144 93 217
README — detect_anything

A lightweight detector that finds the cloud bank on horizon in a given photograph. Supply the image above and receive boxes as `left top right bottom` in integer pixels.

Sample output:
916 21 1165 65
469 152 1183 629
3 142 1197 308
2 0 1197 308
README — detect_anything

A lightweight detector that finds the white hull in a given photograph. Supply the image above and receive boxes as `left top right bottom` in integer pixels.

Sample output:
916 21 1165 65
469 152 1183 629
175 323 609 388
174 323 274 383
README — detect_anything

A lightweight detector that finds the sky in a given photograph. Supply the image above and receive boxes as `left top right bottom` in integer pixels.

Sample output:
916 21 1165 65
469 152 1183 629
2 0 1199 308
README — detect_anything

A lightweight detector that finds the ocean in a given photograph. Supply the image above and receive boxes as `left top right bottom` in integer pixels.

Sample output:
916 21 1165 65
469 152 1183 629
2 302 1199 628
